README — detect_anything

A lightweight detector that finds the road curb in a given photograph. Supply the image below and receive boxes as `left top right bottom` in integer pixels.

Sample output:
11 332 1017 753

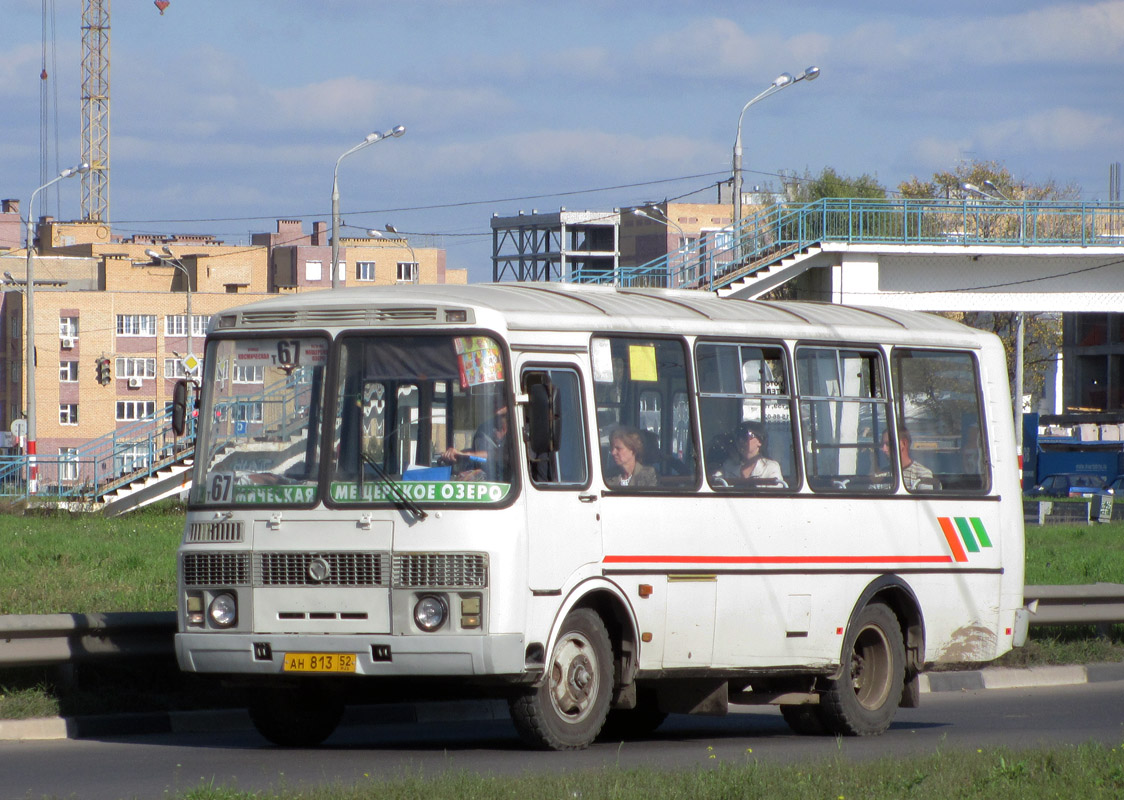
2 665 1121 741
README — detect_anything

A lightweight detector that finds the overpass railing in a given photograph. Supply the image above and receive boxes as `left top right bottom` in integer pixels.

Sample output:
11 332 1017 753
569 198 1124 292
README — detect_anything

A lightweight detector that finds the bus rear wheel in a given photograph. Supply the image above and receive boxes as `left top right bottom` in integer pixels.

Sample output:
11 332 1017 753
509 608 613 750
247 683 345 747
818 602 905 736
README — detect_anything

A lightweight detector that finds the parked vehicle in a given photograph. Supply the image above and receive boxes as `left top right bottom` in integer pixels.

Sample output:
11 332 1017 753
1107 475 1124 496
1028 473 1110 499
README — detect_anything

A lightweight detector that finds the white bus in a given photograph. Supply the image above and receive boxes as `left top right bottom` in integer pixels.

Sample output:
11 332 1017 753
175 283 1027 749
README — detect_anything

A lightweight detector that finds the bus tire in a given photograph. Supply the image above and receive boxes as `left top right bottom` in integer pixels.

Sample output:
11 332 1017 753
247 683 345 747
818 602 905 736
509 608 613 750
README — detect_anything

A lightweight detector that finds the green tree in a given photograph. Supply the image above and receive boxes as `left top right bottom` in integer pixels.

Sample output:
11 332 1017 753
942 311 1062 407
788 167 887 201
898 159 1080 202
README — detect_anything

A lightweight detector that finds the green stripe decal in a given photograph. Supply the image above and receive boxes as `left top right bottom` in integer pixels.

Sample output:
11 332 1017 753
955 517 980 552
969 517 992 548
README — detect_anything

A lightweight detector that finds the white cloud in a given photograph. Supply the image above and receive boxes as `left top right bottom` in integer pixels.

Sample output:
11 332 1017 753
635 17 831 79
422 129 723 180
977 107 1119 152
268 76 515 132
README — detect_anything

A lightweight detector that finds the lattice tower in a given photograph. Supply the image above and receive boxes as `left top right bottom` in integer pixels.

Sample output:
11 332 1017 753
80 0 110 222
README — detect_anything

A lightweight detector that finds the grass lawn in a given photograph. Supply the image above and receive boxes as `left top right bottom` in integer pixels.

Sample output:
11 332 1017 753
0 504 182 615
171 744 1124 800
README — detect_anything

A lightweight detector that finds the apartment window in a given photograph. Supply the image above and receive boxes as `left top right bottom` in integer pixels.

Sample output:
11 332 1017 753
356 261 376 281
59 317 79 339
335 261 346 281
115 444 150 475
115 357 157 379
233 364 265 384
59 447 79 482
116 314 157 336
396 261 418 283
164 358 202 379
116 400 156 421
59 361 79 382
59 404 79 425
232 401 264 423
305 260 322 281
165 315 208 338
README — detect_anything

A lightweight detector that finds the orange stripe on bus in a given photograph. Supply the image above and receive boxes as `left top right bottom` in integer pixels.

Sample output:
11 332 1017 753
603 554 954 565
938 517 970 562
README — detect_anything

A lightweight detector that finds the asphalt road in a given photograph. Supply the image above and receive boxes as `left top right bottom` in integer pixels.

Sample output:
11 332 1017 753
3 680 1124 800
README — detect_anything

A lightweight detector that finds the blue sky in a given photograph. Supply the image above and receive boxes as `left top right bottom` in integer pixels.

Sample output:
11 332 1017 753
4 0 1123 281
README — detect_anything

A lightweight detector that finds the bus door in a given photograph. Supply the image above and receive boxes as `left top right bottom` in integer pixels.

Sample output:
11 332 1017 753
519 362 600 592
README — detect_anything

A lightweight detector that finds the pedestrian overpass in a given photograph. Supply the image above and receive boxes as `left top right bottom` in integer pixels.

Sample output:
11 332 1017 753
566 198 1124 314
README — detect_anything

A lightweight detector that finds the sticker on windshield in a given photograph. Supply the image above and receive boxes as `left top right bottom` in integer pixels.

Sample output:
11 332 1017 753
454 337 504 388
330 481 510 504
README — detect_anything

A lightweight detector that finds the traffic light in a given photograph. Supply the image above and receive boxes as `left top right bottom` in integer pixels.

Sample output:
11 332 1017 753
96 357 111 386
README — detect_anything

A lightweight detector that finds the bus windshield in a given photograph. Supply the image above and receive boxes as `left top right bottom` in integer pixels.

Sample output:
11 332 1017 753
329 334 513 506
190 336 328 507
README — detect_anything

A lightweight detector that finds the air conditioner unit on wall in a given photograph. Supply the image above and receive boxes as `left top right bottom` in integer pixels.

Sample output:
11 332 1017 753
128 377 143 389
60 337 75 349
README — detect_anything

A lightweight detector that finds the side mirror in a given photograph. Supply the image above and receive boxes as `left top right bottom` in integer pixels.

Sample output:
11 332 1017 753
527 381 561 454
171 380 189 437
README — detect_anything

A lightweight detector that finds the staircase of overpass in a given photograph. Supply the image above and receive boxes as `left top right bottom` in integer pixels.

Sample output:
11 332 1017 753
567 198 1124 297
0 372 310 515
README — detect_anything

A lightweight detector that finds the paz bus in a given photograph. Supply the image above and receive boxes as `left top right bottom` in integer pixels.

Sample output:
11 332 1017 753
174 283 1027 749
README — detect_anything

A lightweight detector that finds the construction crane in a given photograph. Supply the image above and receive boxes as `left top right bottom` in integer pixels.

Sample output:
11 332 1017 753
79 0 109 222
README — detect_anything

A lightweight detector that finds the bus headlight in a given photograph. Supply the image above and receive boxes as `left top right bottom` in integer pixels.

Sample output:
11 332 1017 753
413 595 448 632
208 592 238 628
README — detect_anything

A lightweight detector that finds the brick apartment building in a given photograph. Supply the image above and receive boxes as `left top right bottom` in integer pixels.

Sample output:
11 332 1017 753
0 206 464 477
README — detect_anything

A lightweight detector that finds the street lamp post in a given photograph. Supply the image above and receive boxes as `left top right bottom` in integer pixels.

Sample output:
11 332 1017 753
632 207 688 287
145 246 193 358
369 226 418 282
961 180 1027 454
25 162 89 493
732 67 819 260
330 125 406 290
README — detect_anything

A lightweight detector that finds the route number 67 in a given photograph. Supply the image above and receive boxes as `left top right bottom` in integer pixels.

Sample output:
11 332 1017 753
209 472 235 503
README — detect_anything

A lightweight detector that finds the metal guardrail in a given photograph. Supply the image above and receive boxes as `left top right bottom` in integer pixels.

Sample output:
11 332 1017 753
567 198 1124 293
0 587 1120 669
0 612 175 667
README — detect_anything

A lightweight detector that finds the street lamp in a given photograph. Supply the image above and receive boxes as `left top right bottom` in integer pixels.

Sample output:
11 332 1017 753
369 225 418 283
732 67 819 257
960 180 1027 453
145 246 194 358
330 125 406 290
25 161 89 493
632 207 689 287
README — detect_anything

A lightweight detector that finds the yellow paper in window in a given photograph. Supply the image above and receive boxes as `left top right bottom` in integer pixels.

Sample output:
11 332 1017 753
628 344 658 382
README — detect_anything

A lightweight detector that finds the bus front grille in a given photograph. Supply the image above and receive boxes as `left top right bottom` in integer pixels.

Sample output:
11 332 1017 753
182 552 251 586
186 521 245 543
393 553 488 588
254 552 388 587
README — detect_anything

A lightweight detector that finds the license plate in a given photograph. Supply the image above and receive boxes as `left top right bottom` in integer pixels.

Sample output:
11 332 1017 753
282 652 356 673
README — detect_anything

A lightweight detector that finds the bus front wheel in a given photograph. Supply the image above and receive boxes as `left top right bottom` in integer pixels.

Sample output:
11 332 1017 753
818 602 905 736
509 608 614 750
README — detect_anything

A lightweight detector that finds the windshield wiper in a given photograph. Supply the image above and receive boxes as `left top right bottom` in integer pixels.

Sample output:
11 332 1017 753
361 452 428 521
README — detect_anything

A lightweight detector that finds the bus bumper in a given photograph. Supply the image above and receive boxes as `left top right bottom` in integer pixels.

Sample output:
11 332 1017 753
176 631 527 677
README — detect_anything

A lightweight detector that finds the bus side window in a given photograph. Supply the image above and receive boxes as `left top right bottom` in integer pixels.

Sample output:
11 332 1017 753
522 368 589 487
796 347 892 493
592 336 698 490
891 349 989 493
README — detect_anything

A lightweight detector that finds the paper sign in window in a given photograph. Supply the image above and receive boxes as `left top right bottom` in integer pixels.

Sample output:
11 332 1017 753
454 337 504 388
629 344 658 382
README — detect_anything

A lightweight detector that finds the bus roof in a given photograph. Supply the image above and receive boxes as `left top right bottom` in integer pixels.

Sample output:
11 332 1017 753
215 282 989 347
